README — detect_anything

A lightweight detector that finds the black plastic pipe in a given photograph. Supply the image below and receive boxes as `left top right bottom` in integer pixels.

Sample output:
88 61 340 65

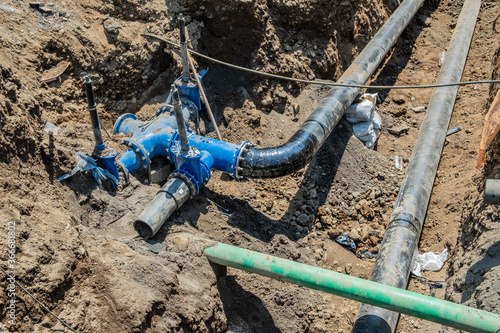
238 0 425 178
83 75 105 150
352 1 481 332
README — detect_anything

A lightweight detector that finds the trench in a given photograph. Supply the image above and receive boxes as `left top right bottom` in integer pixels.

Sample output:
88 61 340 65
0 0 499 332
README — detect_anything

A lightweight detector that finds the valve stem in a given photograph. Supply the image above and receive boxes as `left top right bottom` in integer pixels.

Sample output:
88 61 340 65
171 85 190 154
83 75 105 150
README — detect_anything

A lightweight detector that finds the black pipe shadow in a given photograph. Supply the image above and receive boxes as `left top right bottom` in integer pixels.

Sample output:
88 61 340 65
214 271 281 333
198 121 352 243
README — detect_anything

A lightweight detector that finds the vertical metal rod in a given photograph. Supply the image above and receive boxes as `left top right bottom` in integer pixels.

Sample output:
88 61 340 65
187 54 223 141
83 76 105 150
179 14 190 83
352 1 482 332
171 85 190 154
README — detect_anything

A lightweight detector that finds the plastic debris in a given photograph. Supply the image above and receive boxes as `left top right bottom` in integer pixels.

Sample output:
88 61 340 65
412 248 448 277
359 251 377 259
336 233 356 252
345 93 381 149
438 51 446 66
446 126 462 136
43 120 61 135
58 153 118 189
394 155 403 170
345 99 374 123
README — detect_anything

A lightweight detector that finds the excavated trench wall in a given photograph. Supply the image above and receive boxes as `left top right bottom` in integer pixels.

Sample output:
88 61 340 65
0 1 394 332
445 43 500 315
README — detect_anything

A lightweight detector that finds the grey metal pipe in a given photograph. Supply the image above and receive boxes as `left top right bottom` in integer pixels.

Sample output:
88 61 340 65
134 177 190 238
171 85 190 154
83 76 105 150
238 0 425 178
352 1 481 332
484 179 500 205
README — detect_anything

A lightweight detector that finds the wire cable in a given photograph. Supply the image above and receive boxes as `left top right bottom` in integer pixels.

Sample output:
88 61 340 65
142 33 500 90
0 265 78 332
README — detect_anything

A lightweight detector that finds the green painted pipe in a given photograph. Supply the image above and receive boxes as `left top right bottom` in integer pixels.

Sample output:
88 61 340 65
204 242 500 333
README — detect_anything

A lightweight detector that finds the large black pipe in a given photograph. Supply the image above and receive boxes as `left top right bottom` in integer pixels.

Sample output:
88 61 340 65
238 0 425 178
352 1 481 332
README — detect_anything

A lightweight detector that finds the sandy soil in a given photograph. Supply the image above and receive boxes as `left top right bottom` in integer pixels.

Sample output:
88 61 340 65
0 0 499 332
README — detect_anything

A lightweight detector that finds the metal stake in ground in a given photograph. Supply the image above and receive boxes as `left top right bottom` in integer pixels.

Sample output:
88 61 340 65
84 75 105 151
187 54 222 141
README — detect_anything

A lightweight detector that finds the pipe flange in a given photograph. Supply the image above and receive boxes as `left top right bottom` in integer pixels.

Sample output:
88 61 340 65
121 138 151 184
169 171 198 198
233 141 255 182
113 113 137 134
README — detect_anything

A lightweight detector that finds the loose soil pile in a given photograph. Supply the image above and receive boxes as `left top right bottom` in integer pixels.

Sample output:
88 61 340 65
0 0 499 332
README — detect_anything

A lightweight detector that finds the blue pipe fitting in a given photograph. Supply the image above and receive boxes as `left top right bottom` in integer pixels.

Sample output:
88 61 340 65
96 148 119 180
173 69 208 111
113 113 137 135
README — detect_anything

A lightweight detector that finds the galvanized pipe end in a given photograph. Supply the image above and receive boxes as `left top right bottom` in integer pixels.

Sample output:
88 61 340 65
134 177 190 238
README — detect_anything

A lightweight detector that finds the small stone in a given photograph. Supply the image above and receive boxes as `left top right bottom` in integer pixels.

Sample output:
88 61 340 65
349 228 361 241
260 96 273 107
103 17 119 34
392 94 406 104
411 105 426 113
388 124 410 136
389 107 407 117
309 188 318 199
297 213 309 225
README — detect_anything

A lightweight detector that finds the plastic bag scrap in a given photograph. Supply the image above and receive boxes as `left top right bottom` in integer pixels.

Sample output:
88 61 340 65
336 234 377 259
411 248 448 277
336 233 356 251
58 153 118 189
345 93 381 149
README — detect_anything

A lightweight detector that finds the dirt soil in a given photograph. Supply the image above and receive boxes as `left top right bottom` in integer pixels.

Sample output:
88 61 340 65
0 0 499 332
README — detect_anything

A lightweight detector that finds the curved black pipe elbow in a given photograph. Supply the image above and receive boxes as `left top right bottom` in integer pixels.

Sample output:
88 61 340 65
238 129 319 178
236 0 424 180
238 84 358 179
